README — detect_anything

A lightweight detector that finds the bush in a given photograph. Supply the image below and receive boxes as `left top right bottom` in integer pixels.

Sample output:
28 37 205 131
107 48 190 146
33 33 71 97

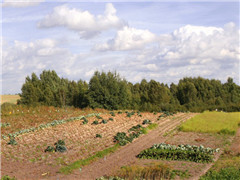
109 118 114 121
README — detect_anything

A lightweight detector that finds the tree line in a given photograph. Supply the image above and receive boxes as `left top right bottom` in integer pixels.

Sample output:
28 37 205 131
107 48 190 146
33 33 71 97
18 70 240 112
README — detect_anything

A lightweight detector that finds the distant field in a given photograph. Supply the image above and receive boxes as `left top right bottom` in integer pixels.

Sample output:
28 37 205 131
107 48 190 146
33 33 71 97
1 95 20 104
180 111 240 134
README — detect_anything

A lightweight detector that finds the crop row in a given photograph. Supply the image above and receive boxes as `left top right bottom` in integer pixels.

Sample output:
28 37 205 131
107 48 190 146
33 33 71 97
151 143 220 155
137 143 220 163
2 113 101 139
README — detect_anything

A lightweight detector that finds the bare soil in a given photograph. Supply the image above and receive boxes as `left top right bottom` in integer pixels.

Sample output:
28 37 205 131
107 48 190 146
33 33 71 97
50 113 196 180
1 111 186 179
230 128 240 155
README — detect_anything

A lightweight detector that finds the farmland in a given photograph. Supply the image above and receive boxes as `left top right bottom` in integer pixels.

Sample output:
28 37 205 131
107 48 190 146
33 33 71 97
1 96 240 179
1 95 20 104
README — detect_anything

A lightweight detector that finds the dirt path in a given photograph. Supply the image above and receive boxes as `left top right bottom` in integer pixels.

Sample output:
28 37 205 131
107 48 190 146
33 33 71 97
52 113 196 180
230 128 240 155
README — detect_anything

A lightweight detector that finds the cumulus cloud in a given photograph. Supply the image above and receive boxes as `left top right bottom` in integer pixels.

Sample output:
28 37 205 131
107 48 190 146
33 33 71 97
2 0 44 7
2 38 75 93
38 3 126 39
116 22 239 84
94 26 157 51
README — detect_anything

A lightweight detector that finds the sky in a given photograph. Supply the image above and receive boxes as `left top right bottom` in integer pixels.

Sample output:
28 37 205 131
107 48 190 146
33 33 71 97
1 0 240 94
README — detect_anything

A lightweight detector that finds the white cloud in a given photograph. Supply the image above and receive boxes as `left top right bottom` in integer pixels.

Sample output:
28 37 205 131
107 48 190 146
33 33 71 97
38 3 126 39
94 26 157 51
2 0 44 7
116 22 239 84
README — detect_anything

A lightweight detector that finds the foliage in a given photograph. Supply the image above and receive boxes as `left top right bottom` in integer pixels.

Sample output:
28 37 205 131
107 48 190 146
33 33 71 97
137 143 219 163
179 111 240 135
45 140 67 153
18 70 240 112
109 118 114 121
200 167 240 180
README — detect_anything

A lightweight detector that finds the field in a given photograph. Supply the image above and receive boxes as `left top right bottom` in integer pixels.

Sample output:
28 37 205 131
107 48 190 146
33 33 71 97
1 95 20 104
179 111 240 135
1 102 239 179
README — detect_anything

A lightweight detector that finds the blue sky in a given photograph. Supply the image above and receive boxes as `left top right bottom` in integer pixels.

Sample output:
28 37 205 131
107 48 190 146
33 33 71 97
1 1 239 94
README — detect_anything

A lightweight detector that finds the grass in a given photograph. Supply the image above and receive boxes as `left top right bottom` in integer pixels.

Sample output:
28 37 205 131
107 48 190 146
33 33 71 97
1 95 20 104
179 111 240 135
141 123 158 134
60 144 120 174
200 153 240 180
111 162 189 180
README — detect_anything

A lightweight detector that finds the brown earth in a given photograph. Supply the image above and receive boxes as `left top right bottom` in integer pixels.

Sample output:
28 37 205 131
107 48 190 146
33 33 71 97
230 128 240 155
1 111 186 179
49 113 197 180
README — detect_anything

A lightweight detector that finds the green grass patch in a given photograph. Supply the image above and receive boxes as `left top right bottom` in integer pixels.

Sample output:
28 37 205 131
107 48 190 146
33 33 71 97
200 167 240 180
141 123 158 134
1 175 17 180
60 144 120 174
179 111 240 135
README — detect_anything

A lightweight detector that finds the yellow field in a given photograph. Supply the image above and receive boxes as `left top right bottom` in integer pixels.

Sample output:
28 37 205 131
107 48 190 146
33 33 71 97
1 95 20 104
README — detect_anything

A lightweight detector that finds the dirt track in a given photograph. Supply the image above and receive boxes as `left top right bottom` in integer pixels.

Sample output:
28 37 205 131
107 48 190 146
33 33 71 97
52 113 196 180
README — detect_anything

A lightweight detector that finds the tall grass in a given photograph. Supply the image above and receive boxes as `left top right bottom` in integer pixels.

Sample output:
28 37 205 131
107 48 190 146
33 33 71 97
179 111 240 135
114 163 189 180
